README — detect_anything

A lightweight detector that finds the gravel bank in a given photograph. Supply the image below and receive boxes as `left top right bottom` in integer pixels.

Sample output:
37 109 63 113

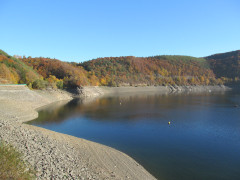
0 85 230 179
79 85 231 98
0 85 156 180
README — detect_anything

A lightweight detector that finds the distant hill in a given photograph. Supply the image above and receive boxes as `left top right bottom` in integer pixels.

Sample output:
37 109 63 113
0 50 41 84
206 50 240 80
79 55 219 86
1 49 239 88
21 57 99 88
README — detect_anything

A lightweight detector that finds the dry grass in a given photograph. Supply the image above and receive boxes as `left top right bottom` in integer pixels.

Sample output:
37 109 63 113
0 141 35 180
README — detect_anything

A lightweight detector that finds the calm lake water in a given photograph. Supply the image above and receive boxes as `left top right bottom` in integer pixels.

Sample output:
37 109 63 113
29 91 240 180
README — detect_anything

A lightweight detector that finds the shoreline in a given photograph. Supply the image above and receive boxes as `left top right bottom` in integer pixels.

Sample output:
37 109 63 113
78 85 231 99
0 85 230 179
0 85 156 179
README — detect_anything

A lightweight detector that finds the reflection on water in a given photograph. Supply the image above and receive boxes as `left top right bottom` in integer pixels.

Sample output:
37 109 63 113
28 91 240 180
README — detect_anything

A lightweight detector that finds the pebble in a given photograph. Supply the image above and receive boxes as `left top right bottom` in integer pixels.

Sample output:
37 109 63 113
0 87 157 180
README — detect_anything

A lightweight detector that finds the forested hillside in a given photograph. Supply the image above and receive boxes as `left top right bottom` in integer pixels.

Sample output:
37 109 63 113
0 50 41 84
0 49 239 88
21 57 99 88
79 56 221 86
206 50 240 82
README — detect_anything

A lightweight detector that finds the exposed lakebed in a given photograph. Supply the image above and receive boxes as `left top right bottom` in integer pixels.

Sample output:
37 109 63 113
28 91 240 180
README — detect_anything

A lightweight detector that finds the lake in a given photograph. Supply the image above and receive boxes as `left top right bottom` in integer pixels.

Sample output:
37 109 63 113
28 91 240 180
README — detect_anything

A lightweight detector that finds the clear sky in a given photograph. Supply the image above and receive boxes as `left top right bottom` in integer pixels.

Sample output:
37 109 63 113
0 0 239 62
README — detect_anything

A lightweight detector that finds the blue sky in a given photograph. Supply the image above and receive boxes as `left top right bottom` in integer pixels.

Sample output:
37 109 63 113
0 0 239 62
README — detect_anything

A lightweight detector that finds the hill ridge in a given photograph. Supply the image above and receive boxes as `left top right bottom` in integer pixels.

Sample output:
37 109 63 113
1 49 239 88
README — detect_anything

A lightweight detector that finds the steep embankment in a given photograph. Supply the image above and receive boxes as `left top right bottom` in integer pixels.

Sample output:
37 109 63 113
0 85 156 180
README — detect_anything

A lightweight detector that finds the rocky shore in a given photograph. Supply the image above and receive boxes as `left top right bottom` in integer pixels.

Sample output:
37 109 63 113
0 85 155 180
0 85 230 179
78 85 231 98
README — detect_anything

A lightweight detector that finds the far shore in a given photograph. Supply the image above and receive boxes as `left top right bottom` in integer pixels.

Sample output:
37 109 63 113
0 84 231 179
77 84 231 98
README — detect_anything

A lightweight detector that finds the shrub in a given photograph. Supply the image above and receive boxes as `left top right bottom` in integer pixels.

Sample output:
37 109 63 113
56 80 64 89
28 83 33 89
0 141 35 179
108 80 117 87
32 79 48 89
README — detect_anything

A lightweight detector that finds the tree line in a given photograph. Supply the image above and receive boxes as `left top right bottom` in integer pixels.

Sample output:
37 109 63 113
0 49 239 89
